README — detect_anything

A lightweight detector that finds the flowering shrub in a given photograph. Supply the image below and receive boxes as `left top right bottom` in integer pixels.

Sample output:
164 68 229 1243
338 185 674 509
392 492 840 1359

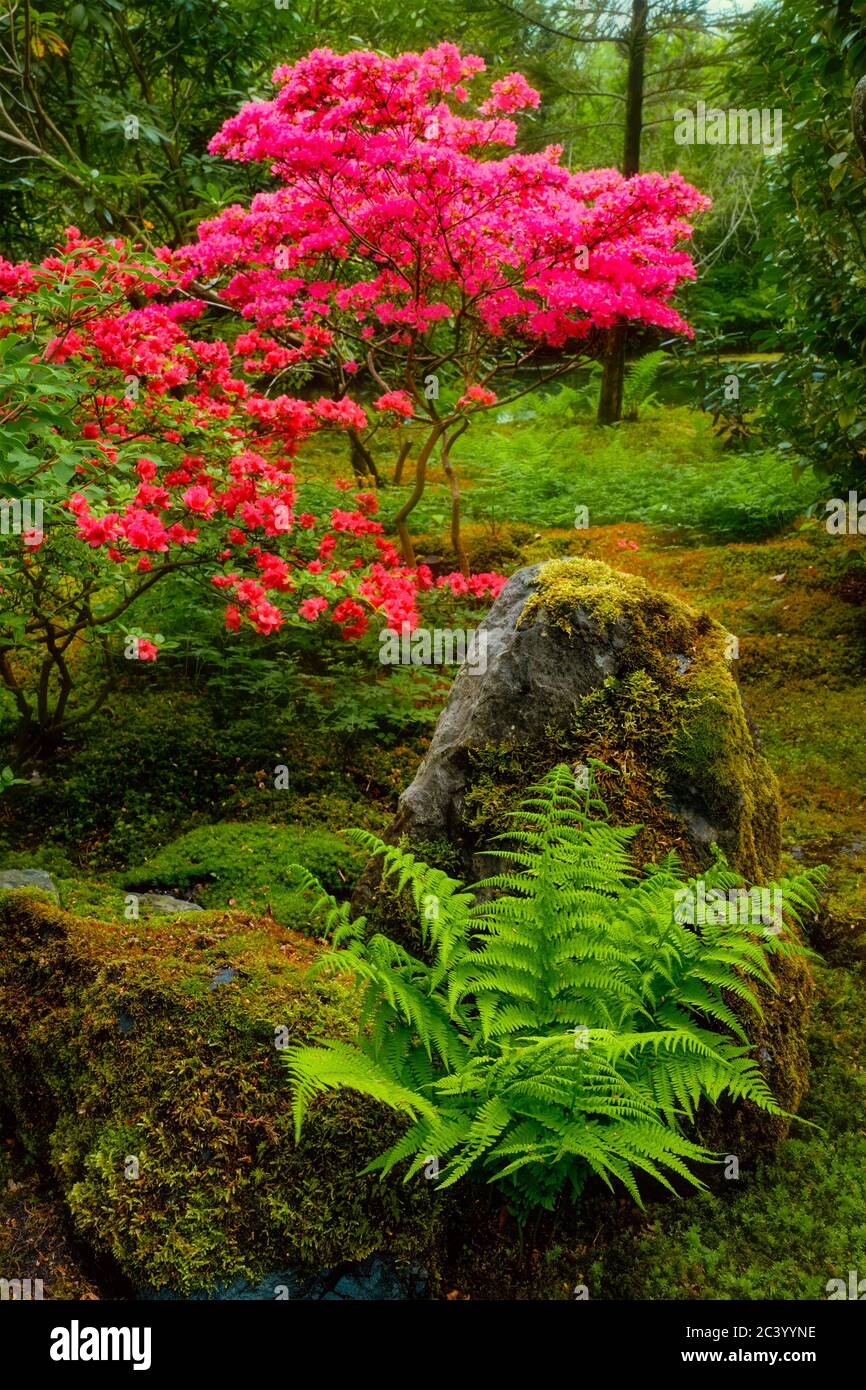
178 43 710 568
0 45 710 752
0 231 499 752
436 571 507 601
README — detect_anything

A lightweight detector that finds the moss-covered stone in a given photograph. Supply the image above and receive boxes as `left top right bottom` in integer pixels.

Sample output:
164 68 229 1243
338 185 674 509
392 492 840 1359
123 821 363 932
0 889 444 1295
364 557 813 1156
436 556 782 883
518 556 684 637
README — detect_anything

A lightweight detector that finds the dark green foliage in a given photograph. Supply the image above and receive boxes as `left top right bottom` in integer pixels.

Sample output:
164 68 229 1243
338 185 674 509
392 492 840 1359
1 672 420 866
287 766 820 1218
3 690 275 864
735 0 866 491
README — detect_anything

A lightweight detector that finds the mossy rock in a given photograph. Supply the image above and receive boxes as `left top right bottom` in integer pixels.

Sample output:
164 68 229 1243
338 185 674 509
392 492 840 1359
382 558 780 879
355 557 812 1156
0 889 444 1295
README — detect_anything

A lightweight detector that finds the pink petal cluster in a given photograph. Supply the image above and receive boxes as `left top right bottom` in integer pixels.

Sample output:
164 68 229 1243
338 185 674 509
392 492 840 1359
179 43 709 377
436 571 508 600
0 231 448 641
457 384 497 408
374 391 415 418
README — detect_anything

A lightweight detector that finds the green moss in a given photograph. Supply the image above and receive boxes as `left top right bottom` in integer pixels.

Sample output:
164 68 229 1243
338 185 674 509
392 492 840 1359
51 876 129 921
587 962 866 1299
0 889 443 1294
123 821 363 933
518 556 658 634
463 732 583 848
747 684 866 845
669 664 781 883
566 671 684 864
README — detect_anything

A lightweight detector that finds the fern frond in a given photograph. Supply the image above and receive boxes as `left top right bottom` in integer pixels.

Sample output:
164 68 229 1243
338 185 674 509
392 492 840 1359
284 1040 436 1140
286 763 814 1216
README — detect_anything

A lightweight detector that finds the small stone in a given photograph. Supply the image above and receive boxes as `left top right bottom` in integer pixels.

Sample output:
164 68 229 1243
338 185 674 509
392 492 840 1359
0 869 60 903
133 893 203 914
208 965 237 991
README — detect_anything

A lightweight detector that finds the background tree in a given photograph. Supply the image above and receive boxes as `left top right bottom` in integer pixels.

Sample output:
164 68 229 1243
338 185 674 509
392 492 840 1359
465 1 740 421
0 0 492 257
182 44 709 570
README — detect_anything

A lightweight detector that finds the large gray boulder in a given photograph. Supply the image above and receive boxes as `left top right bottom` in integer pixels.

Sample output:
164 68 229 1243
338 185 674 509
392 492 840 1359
397 562 619 849
373 557 780 884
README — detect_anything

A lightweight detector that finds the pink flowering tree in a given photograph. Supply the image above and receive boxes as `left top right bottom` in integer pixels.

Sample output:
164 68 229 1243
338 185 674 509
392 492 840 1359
0 230 502 755
180 43 710 573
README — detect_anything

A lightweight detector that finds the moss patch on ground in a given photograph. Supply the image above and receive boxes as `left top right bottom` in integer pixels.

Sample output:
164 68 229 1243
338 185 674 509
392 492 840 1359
123 821 362 933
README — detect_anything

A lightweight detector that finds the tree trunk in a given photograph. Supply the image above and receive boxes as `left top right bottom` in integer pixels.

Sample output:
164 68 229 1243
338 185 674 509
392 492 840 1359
598 0 648 425
348 430 384 487
622 0 648 180
597 325 627 425
392 423 444 566
440 424 470 577
393 433 412 484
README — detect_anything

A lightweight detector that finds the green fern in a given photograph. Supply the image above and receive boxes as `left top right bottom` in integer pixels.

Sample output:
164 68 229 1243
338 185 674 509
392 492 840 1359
531 373 601 424
286 764 821 1216
623 350 667 420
